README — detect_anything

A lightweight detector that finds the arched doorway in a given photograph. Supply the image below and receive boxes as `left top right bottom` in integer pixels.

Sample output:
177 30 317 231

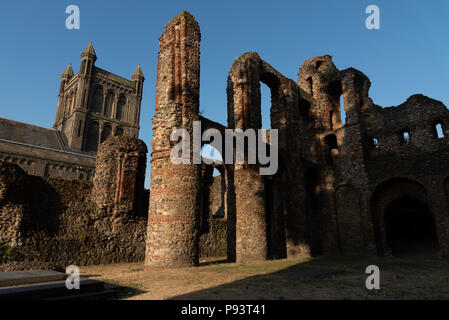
371 178 440 258
384 196 439 257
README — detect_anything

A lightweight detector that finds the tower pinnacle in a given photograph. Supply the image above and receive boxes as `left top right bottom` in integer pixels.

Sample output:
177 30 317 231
81 42 97 60
61 64 74 78
132 64 144 79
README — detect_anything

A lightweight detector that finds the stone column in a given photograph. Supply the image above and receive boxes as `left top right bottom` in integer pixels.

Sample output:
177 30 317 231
145 11 202 268
101 89 107 115
227 53 268 262
112 93 119 120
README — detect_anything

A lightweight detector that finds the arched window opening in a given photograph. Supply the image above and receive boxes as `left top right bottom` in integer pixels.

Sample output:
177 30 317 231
324 134 338 165
372 137 379 148
104 92 114 118
85 122 99 152
91 86 103 113
307 77 313 95
260 82 271 130
201 144 223 164
325 134 338 150
116 95 126 120
400 129 410 145
435 123 444 139
299 99 311 124
326 81 345 125
100 124 112 143
259 72 279 130
340 94 346 125
115 127 124 136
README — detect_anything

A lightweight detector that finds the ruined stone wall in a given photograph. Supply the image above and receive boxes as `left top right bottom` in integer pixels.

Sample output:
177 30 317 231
365 148 449 257
0 138 148 269
362 94 449 155
143 12 449 266
92 136 147 216
226 52 318 261
146 11 202 268
199 175 227 258
296 54 449 257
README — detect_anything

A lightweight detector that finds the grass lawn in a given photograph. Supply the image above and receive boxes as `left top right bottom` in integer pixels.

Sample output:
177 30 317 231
79 255 449 300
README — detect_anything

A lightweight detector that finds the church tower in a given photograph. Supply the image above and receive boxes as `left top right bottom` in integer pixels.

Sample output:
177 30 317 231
54 64 74 128
54 43 144 153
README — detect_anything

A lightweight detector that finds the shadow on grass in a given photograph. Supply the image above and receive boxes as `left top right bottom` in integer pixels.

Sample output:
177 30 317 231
75 275 147 300
91 281 147 300
168 255 449 300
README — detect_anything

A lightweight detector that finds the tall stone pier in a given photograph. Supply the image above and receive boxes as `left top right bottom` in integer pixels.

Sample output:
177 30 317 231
227 53 269 262
145 11 202 268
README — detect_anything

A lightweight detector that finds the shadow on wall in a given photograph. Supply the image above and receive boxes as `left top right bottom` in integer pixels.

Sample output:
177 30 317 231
20 176 63 236
0 161 63 238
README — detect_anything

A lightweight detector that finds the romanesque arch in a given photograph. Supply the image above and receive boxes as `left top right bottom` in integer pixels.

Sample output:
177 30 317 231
226 53 282 262
370 178 439 257
226 52 309 261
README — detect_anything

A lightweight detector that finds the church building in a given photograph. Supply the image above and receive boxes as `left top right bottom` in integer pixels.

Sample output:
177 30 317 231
0 43 144 180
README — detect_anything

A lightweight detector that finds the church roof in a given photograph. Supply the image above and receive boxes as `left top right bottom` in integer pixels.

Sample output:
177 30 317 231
81 42 97 57
0 117 71 153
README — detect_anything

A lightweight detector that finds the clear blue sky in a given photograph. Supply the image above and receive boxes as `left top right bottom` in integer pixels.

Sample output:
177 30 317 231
1 0 448 187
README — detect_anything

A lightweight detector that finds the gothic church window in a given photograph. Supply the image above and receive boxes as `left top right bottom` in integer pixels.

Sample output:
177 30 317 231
101 124 112 143
104 92 114 118
92 86 103 114
115 127 124 136
116 95 127 121
85 121 100 151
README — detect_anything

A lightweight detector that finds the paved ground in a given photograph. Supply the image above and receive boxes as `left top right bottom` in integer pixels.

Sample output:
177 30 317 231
79 255 449 300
